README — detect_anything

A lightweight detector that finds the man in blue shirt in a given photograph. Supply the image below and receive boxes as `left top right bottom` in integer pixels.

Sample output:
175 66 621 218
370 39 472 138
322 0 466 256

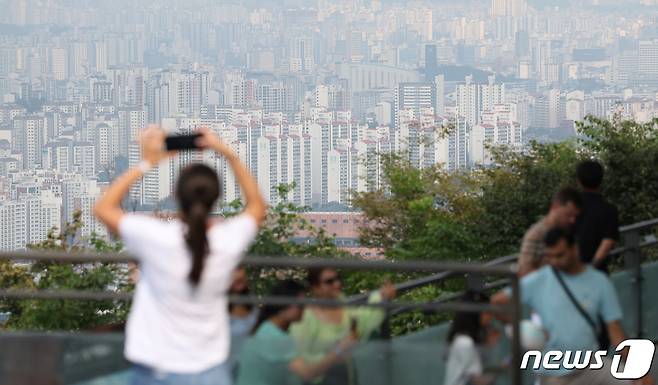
492 227 654 385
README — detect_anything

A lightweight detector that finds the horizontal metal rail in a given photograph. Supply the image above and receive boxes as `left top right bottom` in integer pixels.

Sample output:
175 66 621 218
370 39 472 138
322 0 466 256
0 237 527 385
349 254 518 304
384 234 658 316
0 254 515 304
0 290 132 301
618 218 658 233
609 235 658 256
1 236 654 306
0 290 513 313
0 219 654 306
0 250 135 263
0 252 516 275
390 278 511 316
354 218 658 305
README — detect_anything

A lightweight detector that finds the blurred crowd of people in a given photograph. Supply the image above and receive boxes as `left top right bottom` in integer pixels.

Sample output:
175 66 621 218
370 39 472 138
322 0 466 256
445 160 653 385
229 266 396 385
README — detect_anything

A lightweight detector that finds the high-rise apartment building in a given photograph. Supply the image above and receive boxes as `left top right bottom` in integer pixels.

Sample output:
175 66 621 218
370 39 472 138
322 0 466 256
456 76 505 128
638 40 658 84
223 71 247 108
0 201 27 251
491 0 528 17
118 107 146 156
289 37 314 74
14 115 45 170
435 116 471 171
395 82 437 128
50 47 67 81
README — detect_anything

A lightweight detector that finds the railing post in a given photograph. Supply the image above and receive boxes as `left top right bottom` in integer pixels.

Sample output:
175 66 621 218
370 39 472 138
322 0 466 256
622 230 643 339
380 307 393 385
510 274 522 385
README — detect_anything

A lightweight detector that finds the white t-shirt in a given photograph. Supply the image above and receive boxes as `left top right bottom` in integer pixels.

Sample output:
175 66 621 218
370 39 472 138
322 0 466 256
443 334 483 385
119 213 258 373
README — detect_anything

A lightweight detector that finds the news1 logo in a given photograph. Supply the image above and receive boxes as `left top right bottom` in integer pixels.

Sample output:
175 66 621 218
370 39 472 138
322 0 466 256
521 339 655 379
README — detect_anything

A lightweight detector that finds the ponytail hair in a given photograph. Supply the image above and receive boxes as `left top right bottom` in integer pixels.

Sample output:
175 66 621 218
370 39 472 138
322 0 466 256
186 203 209 285
176 164 221 287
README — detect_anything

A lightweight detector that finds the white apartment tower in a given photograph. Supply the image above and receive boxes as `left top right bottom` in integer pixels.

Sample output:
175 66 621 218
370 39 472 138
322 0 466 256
14 115 45 170
456 76 505 128
491 0 527 17
0 201 27 251
50 47 67 81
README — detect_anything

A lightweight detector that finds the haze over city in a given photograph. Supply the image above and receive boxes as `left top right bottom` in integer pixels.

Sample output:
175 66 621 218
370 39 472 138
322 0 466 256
1 0 658 250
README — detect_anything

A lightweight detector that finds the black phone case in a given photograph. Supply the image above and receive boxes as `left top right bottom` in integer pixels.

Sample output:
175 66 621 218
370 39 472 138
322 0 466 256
165 134 202 150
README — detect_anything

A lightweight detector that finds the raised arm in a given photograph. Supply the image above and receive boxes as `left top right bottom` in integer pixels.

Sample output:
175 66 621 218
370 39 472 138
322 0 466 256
490 290 512 323
196 127 267 225
349 280 397 339
94 127 171 234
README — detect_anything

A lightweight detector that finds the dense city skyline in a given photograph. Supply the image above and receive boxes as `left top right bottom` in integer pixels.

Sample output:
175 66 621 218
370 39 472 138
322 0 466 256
1 0 658 250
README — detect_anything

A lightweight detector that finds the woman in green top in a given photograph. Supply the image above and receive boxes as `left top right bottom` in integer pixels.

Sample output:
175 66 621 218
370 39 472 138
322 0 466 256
237 280 357 385
289 268 397 385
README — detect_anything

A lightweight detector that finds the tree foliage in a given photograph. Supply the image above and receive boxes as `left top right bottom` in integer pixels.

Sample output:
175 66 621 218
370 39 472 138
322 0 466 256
1 183 353 331
352 116 658 335
1 212 130 331
245 183 344 258
473 140 581 256
226 182 351 294
577 115 658 224
351 154 482 261
354 116 658 263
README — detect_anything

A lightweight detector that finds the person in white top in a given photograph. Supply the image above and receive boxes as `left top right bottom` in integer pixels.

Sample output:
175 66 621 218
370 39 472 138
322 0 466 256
444 291 498 385
94 126 266 385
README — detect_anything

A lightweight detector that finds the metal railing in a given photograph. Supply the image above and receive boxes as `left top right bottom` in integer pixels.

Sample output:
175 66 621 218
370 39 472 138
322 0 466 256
0 253 524 385
1 217 656 385
368 218 658 339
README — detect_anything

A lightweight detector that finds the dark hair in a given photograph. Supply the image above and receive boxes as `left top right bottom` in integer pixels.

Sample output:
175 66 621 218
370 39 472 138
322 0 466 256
447 290 490 344
576 160 604 189
307 267 334 287
176 164 221 286
544 227 576 248
552 187 583 209
228 266 252 312
252 280 306 334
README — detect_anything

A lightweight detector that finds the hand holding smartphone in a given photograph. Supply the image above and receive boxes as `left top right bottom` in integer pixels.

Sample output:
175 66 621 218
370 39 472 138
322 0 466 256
164 133 202 151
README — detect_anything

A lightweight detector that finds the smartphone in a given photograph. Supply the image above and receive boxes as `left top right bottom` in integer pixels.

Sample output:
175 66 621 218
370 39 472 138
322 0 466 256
165 133 202 150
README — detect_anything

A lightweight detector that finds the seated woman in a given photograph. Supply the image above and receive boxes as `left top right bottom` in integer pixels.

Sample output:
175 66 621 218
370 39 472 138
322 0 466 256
444 290 498 385
236 280 356 385
290 267 396 385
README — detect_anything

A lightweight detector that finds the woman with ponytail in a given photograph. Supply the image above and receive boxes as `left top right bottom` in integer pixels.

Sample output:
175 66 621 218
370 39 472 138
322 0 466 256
94 126 266 385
